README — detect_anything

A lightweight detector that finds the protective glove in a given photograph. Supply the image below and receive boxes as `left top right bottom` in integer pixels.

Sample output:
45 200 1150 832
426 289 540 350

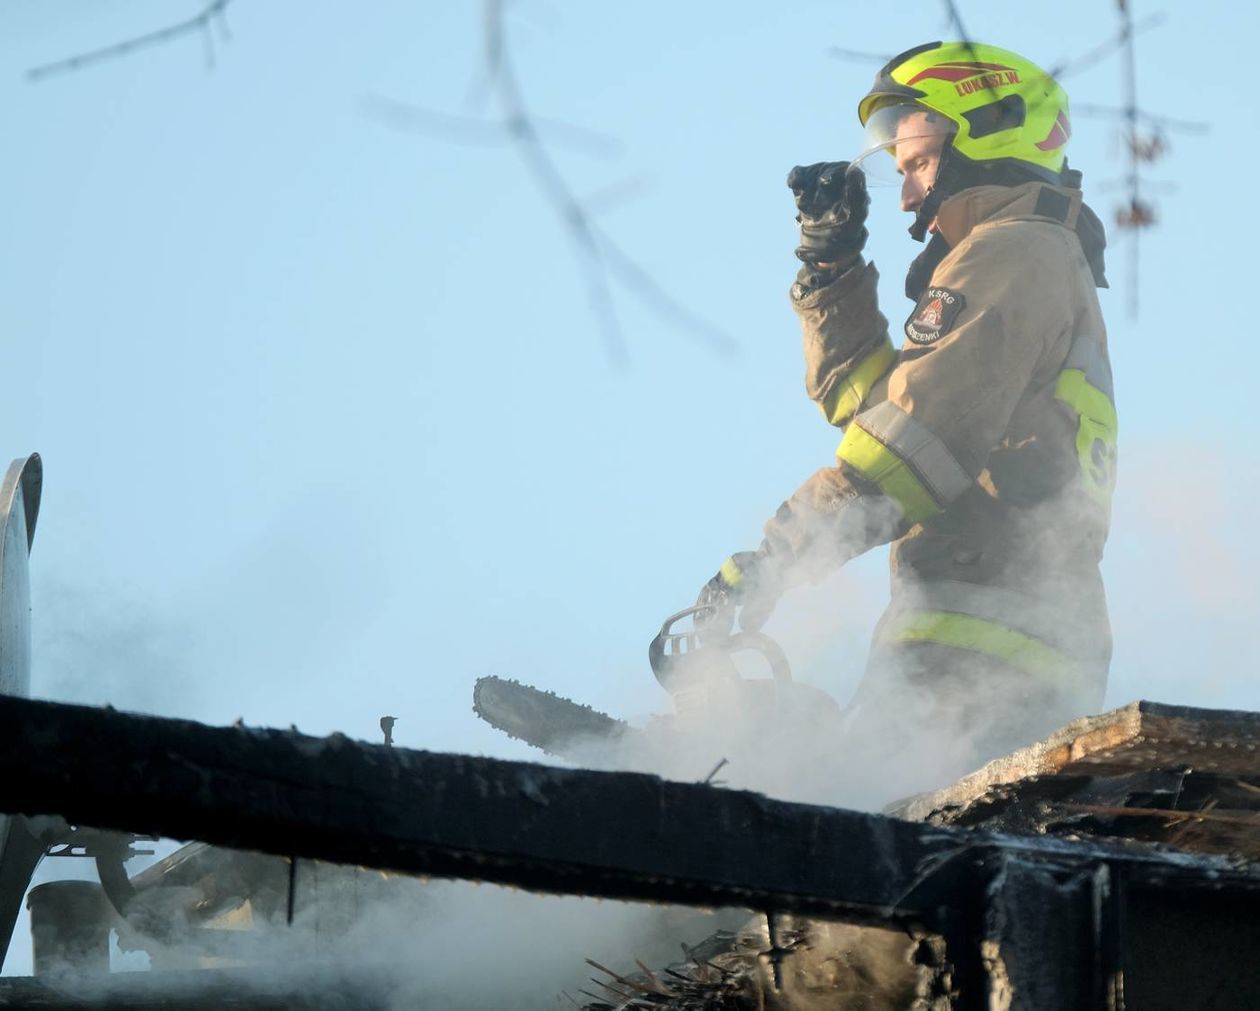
695 546 786 635
787 161 869 266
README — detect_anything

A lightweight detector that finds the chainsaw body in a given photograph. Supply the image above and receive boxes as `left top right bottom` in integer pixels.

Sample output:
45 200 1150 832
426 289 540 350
647 605 842 742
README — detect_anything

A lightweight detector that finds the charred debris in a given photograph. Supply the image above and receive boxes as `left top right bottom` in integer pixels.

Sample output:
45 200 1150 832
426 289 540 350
5 696 1260 1007
583 701 1260 1009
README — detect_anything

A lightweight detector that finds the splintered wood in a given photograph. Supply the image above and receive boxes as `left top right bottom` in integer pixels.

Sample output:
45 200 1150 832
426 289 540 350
893 700 1260 860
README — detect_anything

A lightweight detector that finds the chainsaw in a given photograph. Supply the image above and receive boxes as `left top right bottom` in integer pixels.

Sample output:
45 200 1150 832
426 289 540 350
473 605 841 763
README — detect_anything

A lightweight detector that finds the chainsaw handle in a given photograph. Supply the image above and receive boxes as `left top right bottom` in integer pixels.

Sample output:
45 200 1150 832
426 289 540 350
648 606 792 689
647 606 708 683
730 631 792 683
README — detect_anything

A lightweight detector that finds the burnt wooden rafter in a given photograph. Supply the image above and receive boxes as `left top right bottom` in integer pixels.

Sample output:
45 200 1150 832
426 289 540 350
3 695 1259 921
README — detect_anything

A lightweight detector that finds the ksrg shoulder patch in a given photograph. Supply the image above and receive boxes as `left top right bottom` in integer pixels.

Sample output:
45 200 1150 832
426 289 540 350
904 286 966 345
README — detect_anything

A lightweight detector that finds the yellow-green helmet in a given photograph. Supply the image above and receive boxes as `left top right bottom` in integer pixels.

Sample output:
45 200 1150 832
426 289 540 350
858 41 1071 179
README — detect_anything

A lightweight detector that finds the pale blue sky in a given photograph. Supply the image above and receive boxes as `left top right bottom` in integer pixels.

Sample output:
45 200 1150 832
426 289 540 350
1 1 1258 973
4 0 1256 737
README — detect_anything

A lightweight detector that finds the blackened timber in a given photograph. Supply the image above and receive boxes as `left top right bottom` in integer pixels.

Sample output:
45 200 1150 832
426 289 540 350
0 697 949 922
977 856 1116 1008
2 697 1260 931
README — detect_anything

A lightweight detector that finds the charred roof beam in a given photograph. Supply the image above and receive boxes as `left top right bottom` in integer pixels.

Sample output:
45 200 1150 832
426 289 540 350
2 696 1259 930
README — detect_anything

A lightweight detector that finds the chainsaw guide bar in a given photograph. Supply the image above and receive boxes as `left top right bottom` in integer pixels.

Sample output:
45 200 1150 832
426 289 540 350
472 676 631 757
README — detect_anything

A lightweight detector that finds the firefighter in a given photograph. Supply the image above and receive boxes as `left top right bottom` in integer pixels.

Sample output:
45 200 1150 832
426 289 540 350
698 42 1116 762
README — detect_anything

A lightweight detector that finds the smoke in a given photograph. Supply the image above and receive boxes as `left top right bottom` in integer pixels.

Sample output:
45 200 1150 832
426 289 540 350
33 857 744 1010
0 573 199 978
316 878 738 1009
557 436 1260 817
1104 439 1260 710
552 493 1097 814
30 573 202 716
10 443 1257 1005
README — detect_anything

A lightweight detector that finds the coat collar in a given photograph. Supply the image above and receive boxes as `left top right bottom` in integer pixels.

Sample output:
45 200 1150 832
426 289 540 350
935 182 1085 248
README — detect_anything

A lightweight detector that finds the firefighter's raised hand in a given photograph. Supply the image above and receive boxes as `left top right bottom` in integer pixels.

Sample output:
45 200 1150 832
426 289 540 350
787 161 869 266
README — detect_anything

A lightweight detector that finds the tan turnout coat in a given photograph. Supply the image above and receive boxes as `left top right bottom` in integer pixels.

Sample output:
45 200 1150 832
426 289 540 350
767 180 1116 741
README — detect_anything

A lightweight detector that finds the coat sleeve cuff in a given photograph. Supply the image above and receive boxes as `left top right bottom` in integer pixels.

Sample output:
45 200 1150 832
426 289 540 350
790 257 875 311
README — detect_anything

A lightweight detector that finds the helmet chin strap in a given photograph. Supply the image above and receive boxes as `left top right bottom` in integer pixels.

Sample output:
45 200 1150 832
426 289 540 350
909 145 962 243
909 187 944 243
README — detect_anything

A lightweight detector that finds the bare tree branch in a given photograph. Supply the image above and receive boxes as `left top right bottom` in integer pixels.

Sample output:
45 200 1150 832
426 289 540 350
1115 0 1144 316
1049 12 1165 79
26 0 235 81
1072 103 1208 134
480 0 736 362
581 175 653 216
482 0 626 362
826 47 890 65
941 0 973 42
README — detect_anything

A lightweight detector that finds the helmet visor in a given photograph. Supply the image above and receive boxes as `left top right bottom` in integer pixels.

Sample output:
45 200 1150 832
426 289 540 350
852 103 957 187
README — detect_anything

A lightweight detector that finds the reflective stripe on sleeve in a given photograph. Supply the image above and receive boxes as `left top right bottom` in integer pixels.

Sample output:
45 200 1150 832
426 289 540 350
718 557 745 588
883 610 1086 687
837 425 941 524
837 401 974 523
818 335 898 427
855 402 974 504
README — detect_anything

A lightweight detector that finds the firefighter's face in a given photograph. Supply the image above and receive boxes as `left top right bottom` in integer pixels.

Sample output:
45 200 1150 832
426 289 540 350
894 112 952 223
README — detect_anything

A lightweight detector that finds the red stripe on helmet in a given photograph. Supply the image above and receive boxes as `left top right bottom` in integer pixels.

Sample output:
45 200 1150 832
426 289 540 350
906 61 1017 85
1035 111 1072 151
